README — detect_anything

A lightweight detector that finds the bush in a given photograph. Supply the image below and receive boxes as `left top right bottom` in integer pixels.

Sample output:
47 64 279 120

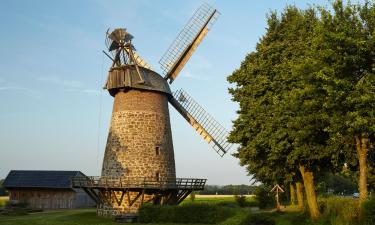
240 213 275 225
255 185 274 209
362 197 375 225
318 197 359 225
190 192 196 202
0 201 30 216
0 197 8 208
139 203 235 224
235 195 247 207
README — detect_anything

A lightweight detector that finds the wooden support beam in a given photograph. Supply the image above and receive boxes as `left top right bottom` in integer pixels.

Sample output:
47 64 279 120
141 189 145 204
98 190 111 205
129 191 142 207
127 190 131 205
113 190 126 206
177 190 192 204
83 188 100 204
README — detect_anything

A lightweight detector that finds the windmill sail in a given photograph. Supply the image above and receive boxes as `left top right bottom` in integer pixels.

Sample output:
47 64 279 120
159 3 220 84
169 89 232 157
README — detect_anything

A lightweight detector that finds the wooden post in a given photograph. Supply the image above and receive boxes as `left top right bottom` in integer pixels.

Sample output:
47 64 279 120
271 184 284 211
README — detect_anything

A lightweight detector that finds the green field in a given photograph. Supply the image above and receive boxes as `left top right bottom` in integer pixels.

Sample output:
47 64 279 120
0 208 247 225
0 208 314 225
0 196 365 225
0 196 254 225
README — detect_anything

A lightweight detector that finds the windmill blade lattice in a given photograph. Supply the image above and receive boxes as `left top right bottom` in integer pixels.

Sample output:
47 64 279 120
159 3 220 84
169 89 232 157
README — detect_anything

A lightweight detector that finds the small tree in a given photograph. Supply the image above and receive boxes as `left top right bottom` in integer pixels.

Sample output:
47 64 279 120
190 192 196 202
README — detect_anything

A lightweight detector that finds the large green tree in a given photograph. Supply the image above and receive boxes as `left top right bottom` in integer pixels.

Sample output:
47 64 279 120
313 0 375 204
228 6 329 220
228 1 374 220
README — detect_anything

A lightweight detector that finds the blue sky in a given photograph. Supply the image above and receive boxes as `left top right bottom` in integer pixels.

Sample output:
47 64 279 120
0 0 348 184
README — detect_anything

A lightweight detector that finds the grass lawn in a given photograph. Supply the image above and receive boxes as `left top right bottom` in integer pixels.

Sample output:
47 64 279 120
0 208 314 225
0 196 344 225
0 208 251 225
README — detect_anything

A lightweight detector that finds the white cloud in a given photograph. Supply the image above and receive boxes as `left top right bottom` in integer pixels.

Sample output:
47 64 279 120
180 71 210 81
36 76 102 96
0 79 40 98
37 76 82 88
0 86 30 91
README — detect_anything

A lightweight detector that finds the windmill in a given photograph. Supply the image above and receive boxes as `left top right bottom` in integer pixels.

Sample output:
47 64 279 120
72 3 232 219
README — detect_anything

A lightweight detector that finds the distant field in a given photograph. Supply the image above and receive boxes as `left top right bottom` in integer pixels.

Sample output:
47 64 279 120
0 196 9 207
183 194 257 204
194 194 255 198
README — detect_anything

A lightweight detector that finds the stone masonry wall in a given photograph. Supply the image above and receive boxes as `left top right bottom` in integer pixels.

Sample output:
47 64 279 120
98 89 176 217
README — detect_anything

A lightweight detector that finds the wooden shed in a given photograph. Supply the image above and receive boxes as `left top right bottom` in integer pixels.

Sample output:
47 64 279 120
3 170 95 210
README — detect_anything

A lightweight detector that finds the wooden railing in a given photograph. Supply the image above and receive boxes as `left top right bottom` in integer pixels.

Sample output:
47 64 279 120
72 176 206 190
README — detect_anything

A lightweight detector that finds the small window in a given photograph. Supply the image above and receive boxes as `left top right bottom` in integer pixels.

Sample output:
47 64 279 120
156 172 160 181
155 146 160 155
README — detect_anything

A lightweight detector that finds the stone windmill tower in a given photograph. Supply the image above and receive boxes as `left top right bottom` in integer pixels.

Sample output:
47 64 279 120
73 3 232 218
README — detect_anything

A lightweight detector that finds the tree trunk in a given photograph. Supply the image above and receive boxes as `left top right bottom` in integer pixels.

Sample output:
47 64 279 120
290 183 296 206
356 135 369 205
300 165 320 220
296 182 304 209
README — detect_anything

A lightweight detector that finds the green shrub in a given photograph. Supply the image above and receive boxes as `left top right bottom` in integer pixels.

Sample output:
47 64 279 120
190 192 196 202
139 203 235 224
0 201 30 216
0 198 8 208
362 197 375 225
318 197 359 225
255 185 274 209
240 213 275 225
235 195 247 207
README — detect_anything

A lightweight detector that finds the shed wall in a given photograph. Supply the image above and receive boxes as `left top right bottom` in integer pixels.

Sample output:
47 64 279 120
8 188 94 209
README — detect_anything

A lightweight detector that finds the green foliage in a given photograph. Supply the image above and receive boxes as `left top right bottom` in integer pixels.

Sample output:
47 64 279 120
255 185 274 209
362 197 375 224
313 0 375 182
0 179 8 196
138 203 235 224
227 1 374 218
316 173 357 195
1 201 30 216
190 192 196 202
0 197 8 208
318 197 360 225
234 195 247 207
227 3 334 189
